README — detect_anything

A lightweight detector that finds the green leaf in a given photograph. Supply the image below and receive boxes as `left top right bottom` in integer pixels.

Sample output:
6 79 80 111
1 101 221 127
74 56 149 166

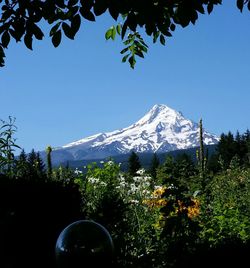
0 25 6 35
128 55 136 69
109 6 119 21
52 30 62 47
62 22 74 39
105 28 113 40
135 50 144 58
237 0 244 12
195 3 205 14
0 45 5 67
65 6 79 19
80 7 95 21
139 38 148 48
1 31 10 48
170 24 176 31
50 22 61 37
164 31 172 37
160 34 165 45
124 38 132 45
71 14 81 35
116 24 121 35
121 21 128 39
121 54 129 63
0 45 4 57
140 45 148 53
153 31 160 43
24 34 33 50
207 3 213 14
105 26 116 40
120 47 129 54
127 13 137 32
190 10 198 25
93 0 108 16
32 24 44 40
111 26 116 40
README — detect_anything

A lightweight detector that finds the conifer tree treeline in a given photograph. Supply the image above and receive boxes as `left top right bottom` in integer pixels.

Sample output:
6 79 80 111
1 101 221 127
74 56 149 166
208 129 250 171
128 151 141 176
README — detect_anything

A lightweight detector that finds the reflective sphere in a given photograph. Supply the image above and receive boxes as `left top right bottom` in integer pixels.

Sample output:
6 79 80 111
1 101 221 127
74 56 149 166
55 220 114 268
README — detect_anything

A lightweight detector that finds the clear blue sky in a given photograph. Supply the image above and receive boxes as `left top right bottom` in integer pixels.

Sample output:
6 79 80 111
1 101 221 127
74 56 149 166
0 1 249 153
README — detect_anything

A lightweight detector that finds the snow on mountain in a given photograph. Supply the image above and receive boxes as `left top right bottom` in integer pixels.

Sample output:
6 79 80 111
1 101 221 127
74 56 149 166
51 104 219 163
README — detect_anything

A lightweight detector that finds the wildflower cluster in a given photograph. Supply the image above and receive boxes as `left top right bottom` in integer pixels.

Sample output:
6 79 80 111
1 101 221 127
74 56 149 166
178 198 200 219
143 186 167 208
117 168 152 205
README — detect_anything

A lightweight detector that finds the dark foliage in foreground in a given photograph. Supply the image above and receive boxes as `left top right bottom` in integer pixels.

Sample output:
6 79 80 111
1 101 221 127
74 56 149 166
0 174 84 268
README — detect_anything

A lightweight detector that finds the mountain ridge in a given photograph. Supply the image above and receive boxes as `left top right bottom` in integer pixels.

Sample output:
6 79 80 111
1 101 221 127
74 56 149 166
43 104 219 165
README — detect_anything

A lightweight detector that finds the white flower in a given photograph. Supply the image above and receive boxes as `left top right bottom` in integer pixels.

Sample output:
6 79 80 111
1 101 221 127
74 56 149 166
144 176 152 181
136 168 146 175
74 168 83 175
118 174 125 181
142 189 150 195
130 199 139 204
144 181 151 187
100 181 107 187
119 181 126 187
88 177 100 184
133 176 141 182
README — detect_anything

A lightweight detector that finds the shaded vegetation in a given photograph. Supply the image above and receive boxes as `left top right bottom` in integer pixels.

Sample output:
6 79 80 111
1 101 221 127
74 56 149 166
0 118 249 267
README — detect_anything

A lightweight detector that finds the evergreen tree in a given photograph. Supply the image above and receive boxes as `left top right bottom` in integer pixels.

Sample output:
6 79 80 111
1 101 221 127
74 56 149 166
19 149 27 162
35 152 46 179
235 131 246 165
128 151 141 176
175 153 196 179
156 155 176 185
217 131 236 169
26 149 46 180
244 129 250 142
28 149 37 167
27 149 38 178
15 149 29 178
149 153 160 180
157 154 197 191
207 153 220 174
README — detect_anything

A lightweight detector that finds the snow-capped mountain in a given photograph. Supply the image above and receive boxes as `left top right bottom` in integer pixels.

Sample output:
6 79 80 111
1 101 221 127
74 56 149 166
49 104 219 164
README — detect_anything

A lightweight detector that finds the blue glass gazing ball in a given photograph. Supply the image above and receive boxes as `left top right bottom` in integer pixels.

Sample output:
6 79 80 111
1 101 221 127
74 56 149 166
55 220 114 268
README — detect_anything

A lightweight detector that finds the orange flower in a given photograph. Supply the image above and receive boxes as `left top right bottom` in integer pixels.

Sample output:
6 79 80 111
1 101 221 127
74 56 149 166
177 198 200 219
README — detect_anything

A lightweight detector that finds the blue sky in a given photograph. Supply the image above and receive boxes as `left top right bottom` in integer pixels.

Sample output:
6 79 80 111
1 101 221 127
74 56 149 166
0 1 250 153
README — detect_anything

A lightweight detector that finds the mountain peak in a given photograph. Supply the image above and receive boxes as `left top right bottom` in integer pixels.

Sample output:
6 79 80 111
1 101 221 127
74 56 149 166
136 104 180 126
54 104 219 163
150 104 176 114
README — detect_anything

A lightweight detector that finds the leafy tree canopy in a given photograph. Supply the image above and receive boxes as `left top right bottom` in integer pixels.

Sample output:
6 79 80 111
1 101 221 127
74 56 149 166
0 0 249 68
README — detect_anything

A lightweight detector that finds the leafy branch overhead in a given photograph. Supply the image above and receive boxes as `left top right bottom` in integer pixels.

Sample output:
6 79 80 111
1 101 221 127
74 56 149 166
0 0 250 68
